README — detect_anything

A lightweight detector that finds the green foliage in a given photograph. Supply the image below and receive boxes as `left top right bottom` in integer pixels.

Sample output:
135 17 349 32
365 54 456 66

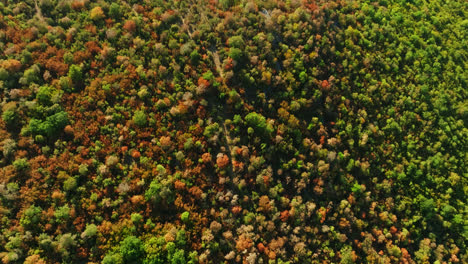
78 164 89 176
25 111 69 138
190 50 201 65
339 245 355 264
13 158 29 171
63 177 77 192
0 1 466 263
228 35 245 49
103 253 123 264
350 183 362 195
2 109 18 127
36 85 57 106
228 47 243 61
145 179 175 205
20 205 42 229
109 3 121 19
245 112 273 136
63 52 74 65
68 64 82 83
54 204 70 222
420 197 436 218
203 122 219 137
120 236 144 263
131 213 143 224
180 211 190 223
20 65 40 85
133 110 147 127
169 248 186 264
81 224 98 239
202 71 215 82
144 236 166 264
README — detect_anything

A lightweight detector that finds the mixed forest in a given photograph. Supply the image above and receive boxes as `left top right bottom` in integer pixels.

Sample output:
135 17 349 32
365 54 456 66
0 0 467 263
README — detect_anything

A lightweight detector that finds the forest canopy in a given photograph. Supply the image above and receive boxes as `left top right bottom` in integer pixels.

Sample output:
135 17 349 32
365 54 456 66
0 0 466 263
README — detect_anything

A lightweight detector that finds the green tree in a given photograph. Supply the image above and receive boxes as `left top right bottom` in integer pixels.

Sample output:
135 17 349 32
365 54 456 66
120 236 144 263
245 112 273 136
190 50 201 65
81 224 98 240
25 111 69 138
228 47 243 61
36 85 55 105
54 204 70 223
109 3 121 19
145 179 175 205
133 110 147 127
13 158 29 172
228 35 245 49
103 253 123 264
68 64 82 84
2 109 18 127
20 205 42 230
180 211 190 223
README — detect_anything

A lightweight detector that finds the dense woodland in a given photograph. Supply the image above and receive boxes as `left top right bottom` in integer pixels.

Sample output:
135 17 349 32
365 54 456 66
0 0 467 263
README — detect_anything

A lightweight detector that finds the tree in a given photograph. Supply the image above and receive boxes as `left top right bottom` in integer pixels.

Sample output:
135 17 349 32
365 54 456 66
228 47 243 61
120 236 144 263
68 64 83 84
2 109 18 127
133 110 147 127
190 50 201 65
81 224 98 239
228 36 245 49
145 179 175 205
20 205 42 230
109 3 121 19
13 158 29 172
245 112 273 136
103 253 123 264
25 111 69 138
90 6 105 21
180 211 190 223
36 85 55 105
